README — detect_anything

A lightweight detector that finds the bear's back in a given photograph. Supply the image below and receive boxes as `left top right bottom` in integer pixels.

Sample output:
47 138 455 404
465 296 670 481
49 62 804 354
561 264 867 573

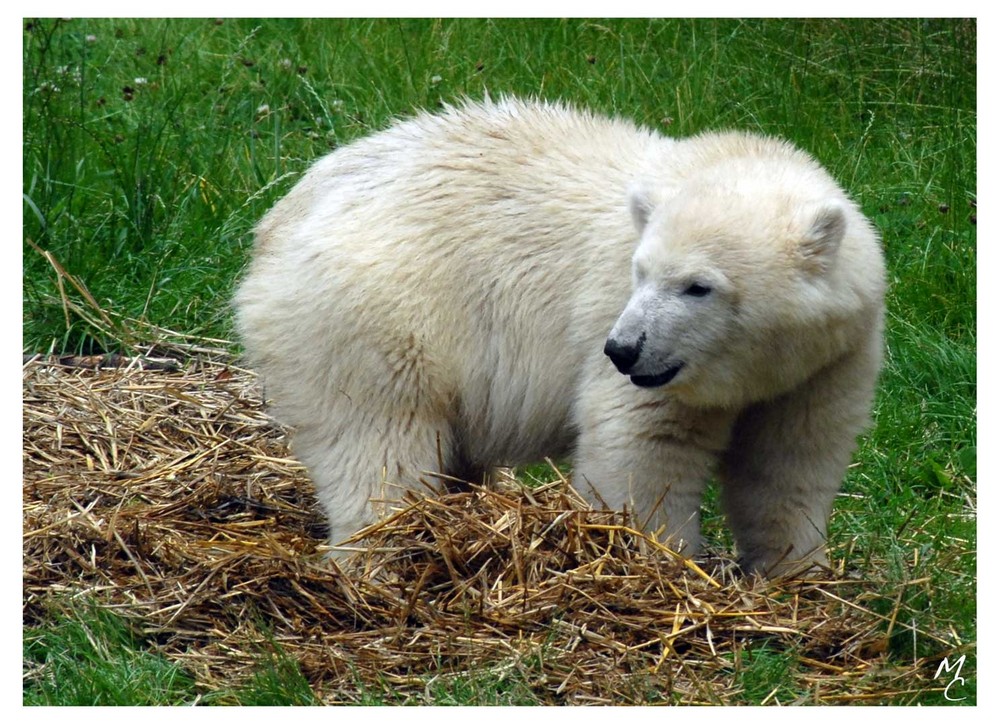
253 98 663 255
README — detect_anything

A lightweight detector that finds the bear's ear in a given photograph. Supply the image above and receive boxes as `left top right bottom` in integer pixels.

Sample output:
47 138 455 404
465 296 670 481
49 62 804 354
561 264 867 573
628 184 655 233
799 200 846 275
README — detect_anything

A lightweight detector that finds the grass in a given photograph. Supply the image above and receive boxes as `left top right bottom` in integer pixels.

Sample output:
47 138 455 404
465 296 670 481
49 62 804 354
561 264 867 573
729 642 799 705
22 18 975 705
23 601 199 705
23 601 324 705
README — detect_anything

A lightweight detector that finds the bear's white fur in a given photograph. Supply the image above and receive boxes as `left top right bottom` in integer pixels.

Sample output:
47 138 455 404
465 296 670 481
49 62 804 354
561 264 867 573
235 97 885 577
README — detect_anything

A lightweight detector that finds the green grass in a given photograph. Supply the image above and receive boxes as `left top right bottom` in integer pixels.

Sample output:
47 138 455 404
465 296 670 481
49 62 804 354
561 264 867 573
422 671 542 705
22 600 540 705
23 18 976 705
206 639 322 706
23 602 324 705
23 602 198 705
729 642 799 704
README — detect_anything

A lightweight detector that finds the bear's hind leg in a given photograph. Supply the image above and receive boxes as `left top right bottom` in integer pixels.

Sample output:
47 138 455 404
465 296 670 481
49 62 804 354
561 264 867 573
292 412 459 556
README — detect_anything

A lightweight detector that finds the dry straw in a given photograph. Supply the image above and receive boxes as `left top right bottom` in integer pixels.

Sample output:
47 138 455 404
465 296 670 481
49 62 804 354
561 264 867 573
23 343 943 704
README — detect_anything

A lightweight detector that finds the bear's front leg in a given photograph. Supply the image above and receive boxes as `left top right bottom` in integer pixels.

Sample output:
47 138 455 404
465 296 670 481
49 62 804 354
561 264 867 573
574 440 707 555
572 380 734 557
720 338 882 578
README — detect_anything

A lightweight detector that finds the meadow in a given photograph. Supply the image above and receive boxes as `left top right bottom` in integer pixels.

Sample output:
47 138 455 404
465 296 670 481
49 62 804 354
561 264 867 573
23 18 976 705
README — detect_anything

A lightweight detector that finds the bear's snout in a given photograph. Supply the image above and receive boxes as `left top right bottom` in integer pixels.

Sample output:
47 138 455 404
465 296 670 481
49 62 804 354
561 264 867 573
604 333 645 374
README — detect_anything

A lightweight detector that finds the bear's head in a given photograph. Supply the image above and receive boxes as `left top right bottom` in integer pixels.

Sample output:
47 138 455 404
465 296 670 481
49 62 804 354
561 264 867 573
605 147 882 410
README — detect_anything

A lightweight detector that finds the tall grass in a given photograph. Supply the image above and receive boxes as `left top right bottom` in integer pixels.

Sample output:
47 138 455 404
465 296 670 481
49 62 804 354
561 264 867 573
23 18 976 704
23 19 975 348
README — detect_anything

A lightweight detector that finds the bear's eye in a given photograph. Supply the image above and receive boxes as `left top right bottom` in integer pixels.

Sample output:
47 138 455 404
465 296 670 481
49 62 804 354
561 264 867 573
682 282 712 297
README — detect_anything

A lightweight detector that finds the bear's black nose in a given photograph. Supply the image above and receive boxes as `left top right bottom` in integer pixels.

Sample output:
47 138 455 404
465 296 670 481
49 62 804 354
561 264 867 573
604 336 643 374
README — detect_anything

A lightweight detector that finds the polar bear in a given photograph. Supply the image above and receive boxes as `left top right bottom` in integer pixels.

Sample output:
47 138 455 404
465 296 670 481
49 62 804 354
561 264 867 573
235 97 885 577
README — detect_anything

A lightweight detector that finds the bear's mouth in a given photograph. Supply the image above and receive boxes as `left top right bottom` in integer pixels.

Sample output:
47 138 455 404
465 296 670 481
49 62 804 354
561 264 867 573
629 362 685 388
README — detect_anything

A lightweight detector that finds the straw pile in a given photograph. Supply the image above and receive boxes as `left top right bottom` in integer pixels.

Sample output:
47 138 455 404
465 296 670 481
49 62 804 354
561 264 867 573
22 345 930 704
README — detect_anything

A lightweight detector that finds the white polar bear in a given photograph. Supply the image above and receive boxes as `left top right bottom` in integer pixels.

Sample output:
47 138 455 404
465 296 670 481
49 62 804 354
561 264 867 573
235 97 885 577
